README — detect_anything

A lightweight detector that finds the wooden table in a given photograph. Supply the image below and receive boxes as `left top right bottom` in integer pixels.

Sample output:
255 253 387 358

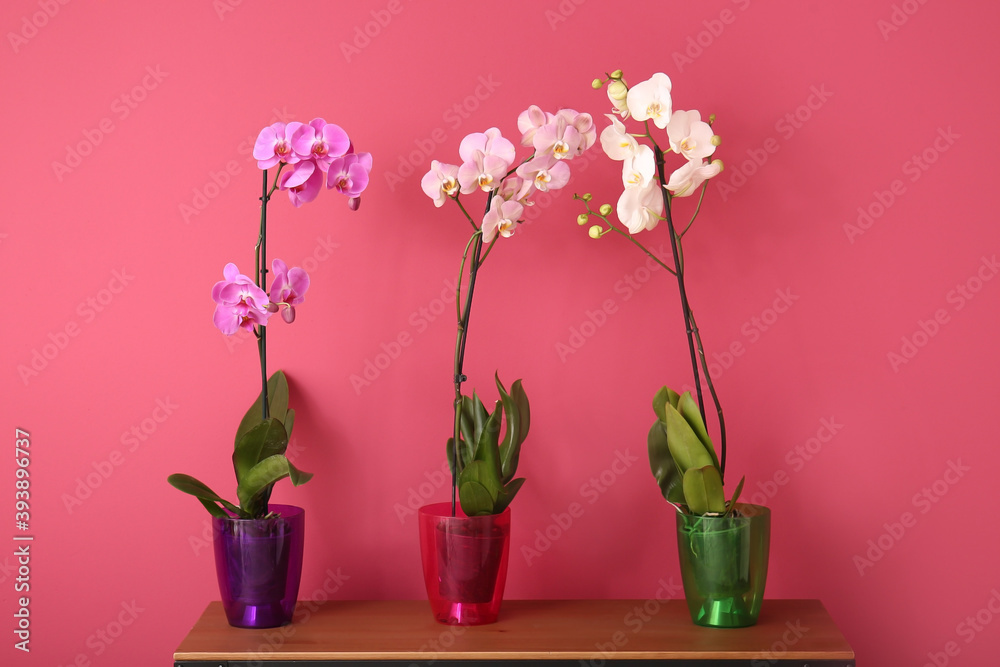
173 599 855 666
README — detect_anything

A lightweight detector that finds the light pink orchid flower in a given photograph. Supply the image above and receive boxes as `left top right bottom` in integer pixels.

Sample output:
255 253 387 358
600 114 638 161
517 105 553 147
533 115 581 161
421 161 461 207
516 154 570 193
481 195 524 243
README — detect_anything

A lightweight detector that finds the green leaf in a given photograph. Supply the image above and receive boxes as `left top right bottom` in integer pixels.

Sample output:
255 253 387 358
234 371 289 449
475 407 504 480
232 418 288 485
493 477 526 514
497 374 530 483
726 476 746 515
457 393 486 471
677 392 720 470
664 402 716 475
682 465 726 515
284 409 295 439
648 420 683 503
652 386 681 422
236 454 311 511
459 479 496 516
167 474 242 516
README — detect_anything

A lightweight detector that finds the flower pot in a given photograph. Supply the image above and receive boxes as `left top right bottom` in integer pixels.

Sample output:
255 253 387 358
212 504 305 628
419 502 510 625
675 503 770 628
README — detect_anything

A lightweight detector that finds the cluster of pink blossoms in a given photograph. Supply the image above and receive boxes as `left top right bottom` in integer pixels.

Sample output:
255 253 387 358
212 259 309 334
211 118 369 335
421 106 596 241
253 117 373 209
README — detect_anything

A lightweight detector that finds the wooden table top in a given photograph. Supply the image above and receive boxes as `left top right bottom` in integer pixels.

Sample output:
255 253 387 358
173 599 854 662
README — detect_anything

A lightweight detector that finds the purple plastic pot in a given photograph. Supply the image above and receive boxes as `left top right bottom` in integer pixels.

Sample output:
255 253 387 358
212 504 304 628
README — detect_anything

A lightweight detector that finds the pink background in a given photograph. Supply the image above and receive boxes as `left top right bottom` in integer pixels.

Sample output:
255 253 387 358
4 0 999 665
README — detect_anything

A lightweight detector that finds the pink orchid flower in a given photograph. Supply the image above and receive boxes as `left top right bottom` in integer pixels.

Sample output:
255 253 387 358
253 122 307 169
421 160 461 207
290 118 351 172
481 195 524 243
278 160 323 207
268 258 310 324
212 263 271 335
326 152 372 198
458 128 516 193
665 159 723 197
556 109 597 156
533 115 582 161
666 110 717 162
517 105 552 147
497 174 534 203
516 154 570 193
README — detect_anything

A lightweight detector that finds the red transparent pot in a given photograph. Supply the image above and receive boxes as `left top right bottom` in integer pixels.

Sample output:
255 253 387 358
418 502 510 625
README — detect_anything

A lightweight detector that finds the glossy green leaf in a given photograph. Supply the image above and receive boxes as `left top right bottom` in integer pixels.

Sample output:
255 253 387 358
167 474 242 516
232 418 288 484
234 371 289 448
677 391 719 470
493 477 526 514
682 465 726 515
648 420 683 504
284 409 295 439
459 479 496 517
664 402 716 474
652 386 681 422
726 475 746 515
497 374 530 483
236 454 312 512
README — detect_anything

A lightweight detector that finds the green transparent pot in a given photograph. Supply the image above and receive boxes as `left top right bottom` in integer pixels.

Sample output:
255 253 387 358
676 503 770 628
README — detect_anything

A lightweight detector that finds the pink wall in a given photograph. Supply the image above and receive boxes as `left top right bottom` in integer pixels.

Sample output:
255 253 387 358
4 0 999 665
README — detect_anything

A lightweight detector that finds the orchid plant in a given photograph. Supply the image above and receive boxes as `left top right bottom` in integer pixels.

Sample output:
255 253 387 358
576 71 744 517
422 106 596 517
169 118 371 520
